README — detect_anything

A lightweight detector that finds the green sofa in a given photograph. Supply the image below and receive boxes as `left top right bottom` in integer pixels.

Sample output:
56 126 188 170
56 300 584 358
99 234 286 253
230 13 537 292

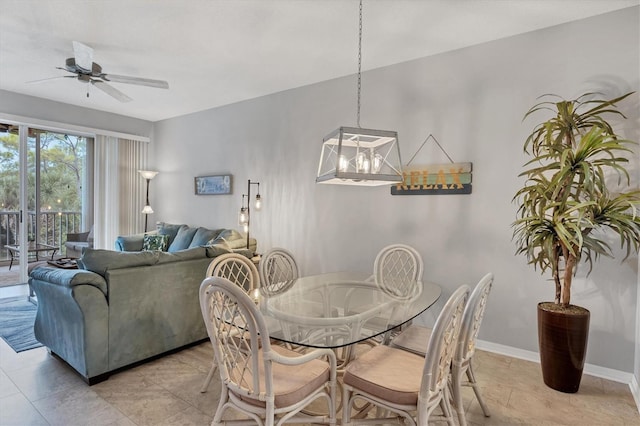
29 224 255 384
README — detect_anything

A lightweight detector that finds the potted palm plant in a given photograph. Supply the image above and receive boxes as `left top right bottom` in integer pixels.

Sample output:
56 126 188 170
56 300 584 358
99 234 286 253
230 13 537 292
512 91 640 393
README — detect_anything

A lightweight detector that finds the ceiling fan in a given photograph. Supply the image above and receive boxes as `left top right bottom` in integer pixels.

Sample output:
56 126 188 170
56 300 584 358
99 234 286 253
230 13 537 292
28 41 169 102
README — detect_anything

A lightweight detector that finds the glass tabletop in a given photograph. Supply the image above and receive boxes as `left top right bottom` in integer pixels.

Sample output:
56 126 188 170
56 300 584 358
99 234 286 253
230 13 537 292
256 271 441 349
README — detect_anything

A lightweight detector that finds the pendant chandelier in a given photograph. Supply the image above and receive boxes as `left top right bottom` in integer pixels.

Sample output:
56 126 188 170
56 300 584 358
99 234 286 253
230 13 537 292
316 0 403 186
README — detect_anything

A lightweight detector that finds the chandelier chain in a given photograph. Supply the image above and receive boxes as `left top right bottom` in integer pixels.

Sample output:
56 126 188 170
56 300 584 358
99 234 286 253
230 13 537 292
357 0 363 128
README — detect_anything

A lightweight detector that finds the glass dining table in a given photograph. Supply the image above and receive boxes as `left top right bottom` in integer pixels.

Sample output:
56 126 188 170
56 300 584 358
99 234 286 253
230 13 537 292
255 271 441 363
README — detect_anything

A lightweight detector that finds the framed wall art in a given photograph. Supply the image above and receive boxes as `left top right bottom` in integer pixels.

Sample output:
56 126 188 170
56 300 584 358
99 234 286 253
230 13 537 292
195 174 232 195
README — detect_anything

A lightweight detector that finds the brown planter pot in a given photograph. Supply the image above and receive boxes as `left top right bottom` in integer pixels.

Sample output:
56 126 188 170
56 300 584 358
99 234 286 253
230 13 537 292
537 302 590 393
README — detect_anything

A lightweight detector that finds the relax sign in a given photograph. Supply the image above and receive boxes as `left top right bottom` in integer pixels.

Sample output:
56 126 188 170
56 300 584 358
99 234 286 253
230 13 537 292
391 162 472 195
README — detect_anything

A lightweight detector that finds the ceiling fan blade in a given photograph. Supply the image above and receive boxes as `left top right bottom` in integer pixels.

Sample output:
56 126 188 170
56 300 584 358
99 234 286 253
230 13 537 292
102 74 169 89
26 75 74 84
92 80 132 103
72 41 94 73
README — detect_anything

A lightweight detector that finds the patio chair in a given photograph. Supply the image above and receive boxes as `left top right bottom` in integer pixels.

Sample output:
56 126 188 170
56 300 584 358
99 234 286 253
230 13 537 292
200 276 337 426
200 253 260 393
390 272 494 425
341 284 469 426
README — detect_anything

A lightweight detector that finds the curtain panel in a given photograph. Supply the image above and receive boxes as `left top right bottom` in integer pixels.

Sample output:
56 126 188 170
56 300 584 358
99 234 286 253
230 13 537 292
93 135 148 250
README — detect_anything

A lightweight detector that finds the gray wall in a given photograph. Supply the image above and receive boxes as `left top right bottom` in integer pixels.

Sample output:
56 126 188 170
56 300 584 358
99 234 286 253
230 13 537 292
154 7 640 372
0 89 152 138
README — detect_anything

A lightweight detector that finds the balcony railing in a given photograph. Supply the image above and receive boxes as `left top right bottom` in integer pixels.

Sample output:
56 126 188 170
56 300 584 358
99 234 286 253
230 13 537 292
0 211 83 261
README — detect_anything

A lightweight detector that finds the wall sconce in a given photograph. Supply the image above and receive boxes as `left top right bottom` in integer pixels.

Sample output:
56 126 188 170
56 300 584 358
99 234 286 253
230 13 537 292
138 170 158 232
238 180 262 251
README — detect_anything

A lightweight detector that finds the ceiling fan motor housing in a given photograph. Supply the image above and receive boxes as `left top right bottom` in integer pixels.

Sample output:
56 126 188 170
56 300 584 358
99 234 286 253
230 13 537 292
65 57 102 75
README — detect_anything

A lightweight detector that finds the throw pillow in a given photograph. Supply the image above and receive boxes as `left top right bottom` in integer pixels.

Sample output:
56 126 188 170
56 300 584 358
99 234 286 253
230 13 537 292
143 234 169 251
209 234 249 250
188 227 223 249
168 225 198 252
205 242 232 258
156 222 185 246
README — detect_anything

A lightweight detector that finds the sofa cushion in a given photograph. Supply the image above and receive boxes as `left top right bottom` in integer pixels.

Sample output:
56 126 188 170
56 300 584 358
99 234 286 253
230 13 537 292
188 227 224 249
205 243 233 258
156 222 185 246
114 234 146 252
168 225 198 252
143 234 169 251
209 229 247 249
156 247 207 264
80 248 158 276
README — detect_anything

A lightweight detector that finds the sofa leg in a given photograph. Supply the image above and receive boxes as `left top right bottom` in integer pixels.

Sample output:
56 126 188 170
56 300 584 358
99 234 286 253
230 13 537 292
47 350 110 386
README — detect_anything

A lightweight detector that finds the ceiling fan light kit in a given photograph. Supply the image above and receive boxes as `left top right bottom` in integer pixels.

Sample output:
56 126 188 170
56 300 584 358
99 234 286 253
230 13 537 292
31 41 169 102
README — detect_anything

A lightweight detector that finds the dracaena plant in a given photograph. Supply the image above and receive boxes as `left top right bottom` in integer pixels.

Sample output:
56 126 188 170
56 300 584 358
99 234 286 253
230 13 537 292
513 92 640 307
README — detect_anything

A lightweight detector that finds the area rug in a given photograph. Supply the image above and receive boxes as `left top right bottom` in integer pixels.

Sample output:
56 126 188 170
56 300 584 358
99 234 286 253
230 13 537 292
0 296 42 352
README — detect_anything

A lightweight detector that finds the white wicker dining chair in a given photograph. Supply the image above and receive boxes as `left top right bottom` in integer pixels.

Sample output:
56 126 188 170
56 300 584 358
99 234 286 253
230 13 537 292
259 248 300 286
200 253 260 393
200 276 337 426
390 272 494 425
373 243 424 297
341 284 469 426
347 243 424 346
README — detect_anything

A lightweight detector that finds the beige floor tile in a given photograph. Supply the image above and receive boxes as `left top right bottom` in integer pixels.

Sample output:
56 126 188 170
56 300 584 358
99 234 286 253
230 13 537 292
156 406 213 425
5 353 88 402
0 343 49 373
93 372 191 426
104 418 137 426
32 385 128 426
0 369 20 399
0 392 49 425
1 339 638 426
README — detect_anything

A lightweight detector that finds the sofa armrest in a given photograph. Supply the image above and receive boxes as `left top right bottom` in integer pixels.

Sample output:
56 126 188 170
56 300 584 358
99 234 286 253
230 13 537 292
29 273 109 381
67 231 90 242
29 267 108 296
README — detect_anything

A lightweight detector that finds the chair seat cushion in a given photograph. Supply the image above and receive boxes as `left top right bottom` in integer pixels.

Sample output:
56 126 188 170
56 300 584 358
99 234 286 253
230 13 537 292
390 324 431 356
233 345 330 408
343 345 423 406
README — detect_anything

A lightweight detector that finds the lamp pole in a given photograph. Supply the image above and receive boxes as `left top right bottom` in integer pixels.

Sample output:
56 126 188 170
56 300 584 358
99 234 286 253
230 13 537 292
144 178 151 232
245 180 261 250
139 170 158 233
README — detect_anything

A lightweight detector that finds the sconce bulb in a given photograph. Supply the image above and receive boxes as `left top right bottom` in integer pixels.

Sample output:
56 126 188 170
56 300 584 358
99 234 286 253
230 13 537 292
255 194 262 211
243 223 249 233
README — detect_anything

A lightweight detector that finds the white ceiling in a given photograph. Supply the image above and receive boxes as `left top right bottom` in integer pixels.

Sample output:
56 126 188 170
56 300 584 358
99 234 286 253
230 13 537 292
1 0 638 122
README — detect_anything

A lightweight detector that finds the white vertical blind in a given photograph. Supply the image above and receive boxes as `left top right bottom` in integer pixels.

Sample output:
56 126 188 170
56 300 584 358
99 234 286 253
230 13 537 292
93 135 119 250
119 138 148 236
94 136 147 249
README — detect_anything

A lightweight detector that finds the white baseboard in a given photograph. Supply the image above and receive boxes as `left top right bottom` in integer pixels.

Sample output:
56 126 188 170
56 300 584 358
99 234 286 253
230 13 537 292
631 376 640 414
476 339 640 413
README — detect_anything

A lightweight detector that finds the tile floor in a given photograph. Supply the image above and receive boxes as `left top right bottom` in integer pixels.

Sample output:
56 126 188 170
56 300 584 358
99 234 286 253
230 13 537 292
0 285 639 426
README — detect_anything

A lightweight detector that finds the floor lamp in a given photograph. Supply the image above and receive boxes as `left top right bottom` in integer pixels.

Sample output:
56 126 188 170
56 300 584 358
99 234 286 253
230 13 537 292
139 170 158 232
238 179 261 250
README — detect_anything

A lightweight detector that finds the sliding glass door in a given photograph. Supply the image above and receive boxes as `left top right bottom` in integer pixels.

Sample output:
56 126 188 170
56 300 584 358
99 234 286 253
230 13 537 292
0 123 92 287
